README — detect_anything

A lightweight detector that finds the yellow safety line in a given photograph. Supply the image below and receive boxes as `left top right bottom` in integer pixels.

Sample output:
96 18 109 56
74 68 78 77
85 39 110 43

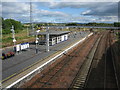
2 49 62 83
1 73 17 83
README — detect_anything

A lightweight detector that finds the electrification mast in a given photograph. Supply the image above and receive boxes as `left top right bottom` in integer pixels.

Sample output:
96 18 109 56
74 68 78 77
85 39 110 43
30 0 34 35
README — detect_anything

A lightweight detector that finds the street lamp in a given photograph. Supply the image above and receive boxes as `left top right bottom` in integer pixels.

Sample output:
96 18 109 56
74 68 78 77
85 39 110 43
11 25 16 52
35 30 40 54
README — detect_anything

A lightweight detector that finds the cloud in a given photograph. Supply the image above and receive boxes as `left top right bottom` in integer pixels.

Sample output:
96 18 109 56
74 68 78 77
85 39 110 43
34 9 69 17
2 2 70 23
59 0 119 2
54 16 94 23
49 2 86 9
2 2 30 14
81 10 91 15
81 2 118 16
96 16 118 22
48 2 118 17
47 2 118 23
1 1 119 23
2 0 18 2
0 3 2 17
54 15 118 23
2 0 120 2
1 0 56 2
31 8 70 23
2 2 31 23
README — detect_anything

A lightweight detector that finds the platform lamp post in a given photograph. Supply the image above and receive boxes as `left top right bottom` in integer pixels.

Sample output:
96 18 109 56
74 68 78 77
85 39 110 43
35 30 40 54
11 25 16 52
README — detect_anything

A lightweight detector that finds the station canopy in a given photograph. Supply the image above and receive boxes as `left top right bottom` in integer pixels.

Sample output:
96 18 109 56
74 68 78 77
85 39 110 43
38 30 70 36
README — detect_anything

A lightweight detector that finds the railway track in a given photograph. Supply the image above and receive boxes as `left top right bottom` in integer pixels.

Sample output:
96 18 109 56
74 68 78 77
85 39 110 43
70 31 119 89
21 33 98 88
70 31 103 89
104 32 119 88
111 33 120 87
84 31 109 88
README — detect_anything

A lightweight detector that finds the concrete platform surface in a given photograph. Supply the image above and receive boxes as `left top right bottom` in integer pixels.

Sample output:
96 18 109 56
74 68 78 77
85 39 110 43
2 31 90 83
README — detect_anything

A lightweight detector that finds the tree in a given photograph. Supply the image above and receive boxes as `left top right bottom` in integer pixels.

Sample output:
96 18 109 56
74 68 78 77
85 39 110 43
65 23 77 26
2 18 23 34
114 22 120 27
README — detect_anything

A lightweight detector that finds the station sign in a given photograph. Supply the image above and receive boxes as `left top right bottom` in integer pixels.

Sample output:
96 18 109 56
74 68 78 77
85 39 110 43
16 42 29 51
16 44 20 52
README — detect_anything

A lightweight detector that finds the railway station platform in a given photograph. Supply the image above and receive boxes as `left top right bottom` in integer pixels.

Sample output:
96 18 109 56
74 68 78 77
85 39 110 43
2 31 91 88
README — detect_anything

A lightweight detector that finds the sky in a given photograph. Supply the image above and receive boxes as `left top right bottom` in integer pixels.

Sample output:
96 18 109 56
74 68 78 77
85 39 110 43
1 0 119 23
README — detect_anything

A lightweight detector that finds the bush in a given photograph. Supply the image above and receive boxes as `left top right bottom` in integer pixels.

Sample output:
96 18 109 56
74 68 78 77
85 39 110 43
2 18 23 34
2 29 11 34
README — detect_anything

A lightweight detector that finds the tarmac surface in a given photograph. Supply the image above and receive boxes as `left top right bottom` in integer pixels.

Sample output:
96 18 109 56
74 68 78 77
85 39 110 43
2 31 90 81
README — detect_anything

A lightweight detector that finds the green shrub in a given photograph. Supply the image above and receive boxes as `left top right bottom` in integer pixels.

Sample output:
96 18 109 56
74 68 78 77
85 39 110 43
2 29 11 34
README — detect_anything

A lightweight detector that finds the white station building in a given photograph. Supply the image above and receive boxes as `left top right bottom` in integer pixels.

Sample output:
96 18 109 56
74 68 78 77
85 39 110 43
38 31 70 46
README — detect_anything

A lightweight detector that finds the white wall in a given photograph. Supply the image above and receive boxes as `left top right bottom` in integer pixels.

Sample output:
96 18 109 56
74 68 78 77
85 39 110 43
57 36 61 43
61 35 64 41
51 37 56 45
64 34 68 41
50 34 69 45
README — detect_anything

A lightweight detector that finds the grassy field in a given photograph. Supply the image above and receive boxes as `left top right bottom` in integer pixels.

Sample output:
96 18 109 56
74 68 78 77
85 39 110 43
2 29 35 48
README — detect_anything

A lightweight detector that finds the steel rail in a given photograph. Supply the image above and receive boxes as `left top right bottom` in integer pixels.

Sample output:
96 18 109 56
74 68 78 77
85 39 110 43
28 33 95 88
69 32 103 89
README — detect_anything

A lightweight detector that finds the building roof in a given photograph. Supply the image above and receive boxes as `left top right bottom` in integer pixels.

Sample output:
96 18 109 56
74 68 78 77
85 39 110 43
38 30 70 35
